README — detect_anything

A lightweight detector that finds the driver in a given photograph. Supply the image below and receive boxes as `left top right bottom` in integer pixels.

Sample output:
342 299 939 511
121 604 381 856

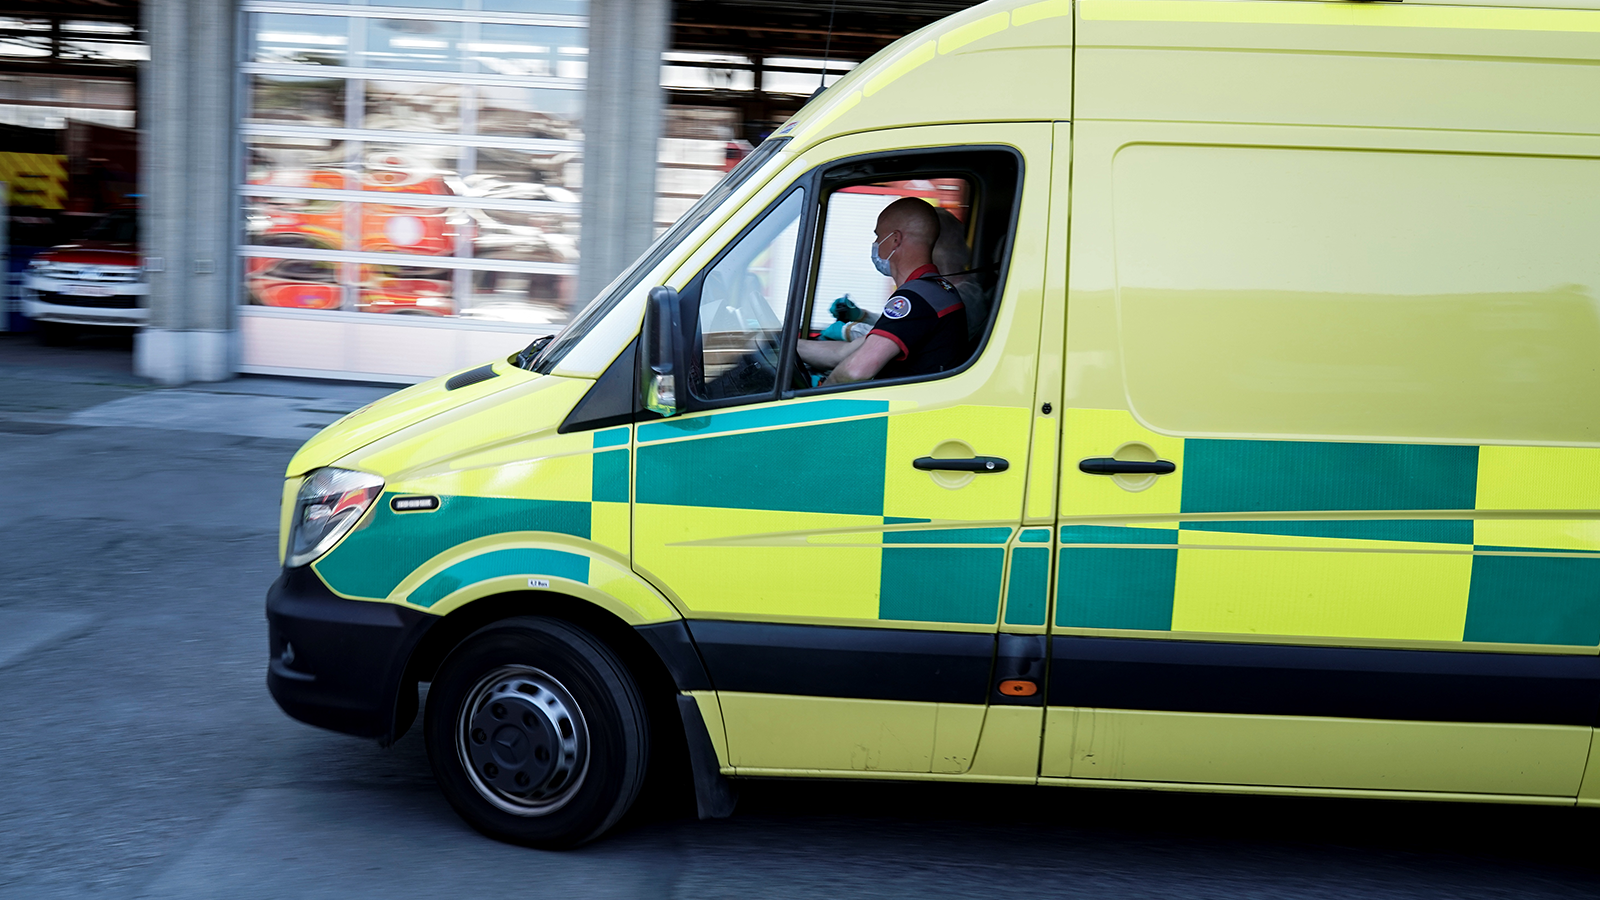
797 197 967 386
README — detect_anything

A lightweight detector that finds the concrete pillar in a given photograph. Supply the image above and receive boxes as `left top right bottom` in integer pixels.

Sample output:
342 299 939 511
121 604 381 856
576 0 669 305
137 0 237 384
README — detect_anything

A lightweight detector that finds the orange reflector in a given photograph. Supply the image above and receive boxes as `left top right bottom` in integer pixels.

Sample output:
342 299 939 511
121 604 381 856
998 679 1038 696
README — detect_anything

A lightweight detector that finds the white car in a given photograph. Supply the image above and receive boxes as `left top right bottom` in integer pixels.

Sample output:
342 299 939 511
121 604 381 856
23 209 146 341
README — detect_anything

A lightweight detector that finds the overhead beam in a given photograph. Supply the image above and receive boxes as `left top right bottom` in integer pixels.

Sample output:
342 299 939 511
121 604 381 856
670 0 982 60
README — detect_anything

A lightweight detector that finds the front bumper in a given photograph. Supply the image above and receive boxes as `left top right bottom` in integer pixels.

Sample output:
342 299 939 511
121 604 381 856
23 294 147 327
266 566 436 741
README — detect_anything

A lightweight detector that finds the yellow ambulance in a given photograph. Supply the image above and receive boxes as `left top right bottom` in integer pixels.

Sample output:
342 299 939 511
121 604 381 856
266 0 1600 847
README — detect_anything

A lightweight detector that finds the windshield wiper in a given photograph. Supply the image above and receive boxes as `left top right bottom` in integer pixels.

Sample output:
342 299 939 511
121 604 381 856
510 334 554 371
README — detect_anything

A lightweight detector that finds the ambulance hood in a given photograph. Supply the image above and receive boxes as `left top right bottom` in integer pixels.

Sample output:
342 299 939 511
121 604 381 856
285 360 540 477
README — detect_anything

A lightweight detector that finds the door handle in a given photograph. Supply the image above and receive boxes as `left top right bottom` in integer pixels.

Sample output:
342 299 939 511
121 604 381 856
1079 457 1176 476
914 456 1009 473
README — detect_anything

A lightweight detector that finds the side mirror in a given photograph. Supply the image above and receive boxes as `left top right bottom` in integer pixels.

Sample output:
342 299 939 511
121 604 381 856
640 286 683 418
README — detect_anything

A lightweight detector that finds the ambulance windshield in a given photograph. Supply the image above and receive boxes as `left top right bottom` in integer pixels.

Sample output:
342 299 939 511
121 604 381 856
524 137 791 374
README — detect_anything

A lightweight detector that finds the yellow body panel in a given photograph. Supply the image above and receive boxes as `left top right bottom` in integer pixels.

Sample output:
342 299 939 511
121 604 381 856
719 693 939 773
1171 532 1474 643
1024 415 1059 523
781 0 1073 146
1044 0 1600 802
967 706 1043 781
724 701 1041 785
1084 0 1600 35
932 704 987 774
1476 446 1600 551
635 505 885 620
883 406 1032 523
1037 779 1577 807
1578 731 1600 807
1074 1 1600 138
286 363 534 476
1105 142 1600 445
1043 708 1590 797
277 476 301 566
1021 121 1072 530
689 690 732 771
342 378 591 483
717 692 990 776
1059 408 1185 522
591 500 630 558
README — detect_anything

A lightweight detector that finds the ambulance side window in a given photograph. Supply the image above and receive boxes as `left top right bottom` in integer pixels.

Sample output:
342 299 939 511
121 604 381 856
807 177 977 339
689 188 806 402
797 148 1021 391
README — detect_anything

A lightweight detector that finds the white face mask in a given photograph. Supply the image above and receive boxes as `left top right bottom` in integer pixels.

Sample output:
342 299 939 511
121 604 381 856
869 233 897 277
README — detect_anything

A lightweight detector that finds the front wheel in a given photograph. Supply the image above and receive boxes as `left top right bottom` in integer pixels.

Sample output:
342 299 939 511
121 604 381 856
424 617 649 848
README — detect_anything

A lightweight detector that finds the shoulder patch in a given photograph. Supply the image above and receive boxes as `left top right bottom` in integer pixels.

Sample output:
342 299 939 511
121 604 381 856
883 296 912 320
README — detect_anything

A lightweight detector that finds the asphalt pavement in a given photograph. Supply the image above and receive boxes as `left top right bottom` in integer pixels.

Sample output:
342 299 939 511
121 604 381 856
1 332 1597 899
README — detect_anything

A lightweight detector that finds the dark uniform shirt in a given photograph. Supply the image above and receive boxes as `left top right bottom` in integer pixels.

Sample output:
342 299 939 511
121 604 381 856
869 264 969 380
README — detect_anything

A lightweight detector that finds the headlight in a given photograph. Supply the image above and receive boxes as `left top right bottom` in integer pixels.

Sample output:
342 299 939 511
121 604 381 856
286 468 384 568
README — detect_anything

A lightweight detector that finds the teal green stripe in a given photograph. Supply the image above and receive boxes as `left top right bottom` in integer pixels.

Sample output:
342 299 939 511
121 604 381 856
1057 545 1176 630
1476 545 1600 556
592 449 629 503
1060 525 1178 545
1181 519 1472 545
1004 547 1050 626
1464 555 1600 646
407 548 589 609
637 399 889 443
879 547 1004 625
1181 440 1478 514
594 427 630 448
315 494 590 599
1019 528 1051 543
885 516 932 525
884 527 1012 544
636 417 887 516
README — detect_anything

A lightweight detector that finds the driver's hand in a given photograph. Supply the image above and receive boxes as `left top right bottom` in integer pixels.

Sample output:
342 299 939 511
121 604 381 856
830 297 866 323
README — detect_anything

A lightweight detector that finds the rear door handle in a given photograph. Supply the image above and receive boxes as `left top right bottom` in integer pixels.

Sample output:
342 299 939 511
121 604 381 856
1079 457 1176 476
914 456 1009 473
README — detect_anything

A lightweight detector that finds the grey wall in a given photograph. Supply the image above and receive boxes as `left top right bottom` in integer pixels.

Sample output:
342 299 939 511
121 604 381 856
576 0 670 307
137 0 237 384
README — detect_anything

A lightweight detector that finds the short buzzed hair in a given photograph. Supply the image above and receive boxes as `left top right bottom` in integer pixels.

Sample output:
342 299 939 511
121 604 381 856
878 197 939 251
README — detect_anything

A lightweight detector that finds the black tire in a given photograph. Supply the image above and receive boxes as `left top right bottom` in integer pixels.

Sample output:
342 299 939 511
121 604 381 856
34 322 75 346
424 616 649 849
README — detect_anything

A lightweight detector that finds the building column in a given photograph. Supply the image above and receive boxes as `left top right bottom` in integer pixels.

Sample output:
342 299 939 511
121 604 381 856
136 0 237 384
576 0 669 305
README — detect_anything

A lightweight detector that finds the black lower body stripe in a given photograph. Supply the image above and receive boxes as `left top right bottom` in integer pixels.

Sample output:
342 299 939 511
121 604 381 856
1049 636 1600 726
682 622 1600 726
686 620 995 705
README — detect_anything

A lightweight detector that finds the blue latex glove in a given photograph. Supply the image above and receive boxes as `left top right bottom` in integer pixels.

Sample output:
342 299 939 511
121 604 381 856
830 296 864 322
818 320 851 341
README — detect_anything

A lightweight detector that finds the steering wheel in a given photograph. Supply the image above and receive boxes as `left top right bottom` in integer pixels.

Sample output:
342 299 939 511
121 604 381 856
750 332 816 391
791 349 820 390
